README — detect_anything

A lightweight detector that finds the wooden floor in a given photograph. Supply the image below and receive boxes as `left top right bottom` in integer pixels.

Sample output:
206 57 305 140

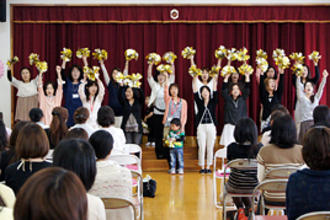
143 171 223 220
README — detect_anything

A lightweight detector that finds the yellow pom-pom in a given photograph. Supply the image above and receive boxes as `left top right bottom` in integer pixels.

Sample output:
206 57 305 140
275 56 291 70
221 65 237 77
92 49 108 61
238 63 254 75
289 52 305 64
291 63 304 76
124 49 139 61
256 49 268 60
156 64 173 75
29 53 40 66
225 48 238 61
35 61 48 73
237 47 250 62
181 46 196 59
146 53 161 65
76 48 90 59
60 48 72 62
272 49 285 59
163 52 177 64
188 65 202 77
209 65 220 78
215 45 227 59
127 73 143 88
308 51 321 64
113 72 126 84
256 58 269 72
7 56 19 67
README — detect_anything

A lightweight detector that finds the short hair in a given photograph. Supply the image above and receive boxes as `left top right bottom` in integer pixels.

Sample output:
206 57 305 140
53 139 96 191
270 115 297 148
199 86 211 97
29 108 44 122
68 64 83 82
229 83 241 94
302 127 330 170
73 107 90 124
15 122 49 159
8 121 29 152
89 130 114 159
234 117 258 145
264 66 278 79
270 110 288 123
169 83 179 96
14 167 87 220
170 118 181 127
270 104 289 115
64 128 89 140
313 105 330 128
97 106 115 127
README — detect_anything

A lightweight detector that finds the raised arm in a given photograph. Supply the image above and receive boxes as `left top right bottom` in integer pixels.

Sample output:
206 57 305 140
295 76 304 101
37 72 46 101
221 74 231 102
276 69 285 100
123 60 129 76
192 76 198 93
78 81 87 103
55 66 64 101
82 56 88 67
168 63 175 84
189 55 196 67
242 72 251 100
311 63 320 84
100 60 110 85
315 70 328 101
96 77 105 102
255 67 262 85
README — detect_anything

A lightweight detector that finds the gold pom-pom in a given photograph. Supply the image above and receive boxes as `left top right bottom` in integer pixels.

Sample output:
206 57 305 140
188 65 202 77
156 64 173 75
221 65 237 77
124 49 139 61
238 63 254 75
256 58 269 72
127 73 143 88
35 61 48 73
256 49 268 60
92 49 108 61
181 46 196 59
113 72 126 84
289 52 305 64
272 49 285 60
60 48 72 62
272 49 290 70
163 52 177 64
291 63 304 77
83 66 99 81
29 53 40 66
308 51 321 64
214 45 227 59
7 56 19 67
225 48 238 61
76 48 90 59
209 65 220 78
146 53 161 65
237 47 250 62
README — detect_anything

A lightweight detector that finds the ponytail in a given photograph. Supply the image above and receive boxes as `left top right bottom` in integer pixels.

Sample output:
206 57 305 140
50 107 68 147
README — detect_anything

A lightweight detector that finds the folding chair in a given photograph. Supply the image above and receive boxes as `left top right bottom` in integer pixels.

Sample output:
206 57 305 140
251 179 288 218
297 211 330 220
131 170 144 220
125 144 142 159
109 154 142 174
222 159 258 220
265 166 299 179
101 197 137 220
45 149 54 163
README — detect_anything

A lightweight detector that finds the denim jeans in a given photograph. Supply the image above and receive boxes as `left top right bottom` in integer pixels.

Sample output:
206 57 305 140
169 148 184 169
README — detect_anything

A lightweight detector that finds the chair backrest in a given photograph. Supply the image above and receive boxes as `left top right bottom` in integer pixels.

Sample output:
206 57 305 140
101 197 137 220
124 144 142 158
109 155 142 174
253 179 288 193
225 159 258 171
265 166 299 179
297 211 330 220
131 170 143 219
213 148 227 173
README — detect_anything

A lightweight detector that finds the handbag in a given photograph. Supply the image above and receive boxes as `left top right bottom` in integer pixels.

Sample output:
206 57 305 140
143 175 157 198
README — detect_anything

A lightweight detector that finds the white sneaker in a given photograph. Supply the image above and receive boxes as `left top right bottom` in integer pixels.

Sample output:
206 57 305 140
178 168 184 174
145 142 151 146
168 168 176 174
151 142 156 147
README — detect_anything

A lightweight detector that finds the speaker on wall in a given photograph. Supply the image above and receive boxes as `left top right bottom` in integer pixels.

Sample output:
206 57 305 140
0 0 6 22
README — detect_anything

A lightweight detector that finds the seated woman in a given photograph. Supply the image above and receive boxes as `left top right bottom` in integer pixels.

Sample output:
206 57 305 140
45 107 68 149
226 118 262 217
5 123 51 194
14 167 88 220
70 107 95 137
53 139 106 220
286 127 330 220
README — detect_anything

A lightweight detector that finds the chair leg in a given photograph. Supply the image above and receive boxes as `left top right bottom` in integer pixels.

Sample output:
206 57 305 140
223 193 227 220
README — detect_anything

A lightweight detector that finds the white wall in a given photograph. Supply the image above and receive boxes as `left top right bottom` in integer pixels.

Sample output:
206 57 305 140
0 0 328 127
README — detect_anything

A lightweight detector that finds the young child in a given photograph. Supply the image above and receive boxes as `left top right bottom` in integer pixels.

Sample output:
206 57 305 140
166 118 185 175
144 96 155 147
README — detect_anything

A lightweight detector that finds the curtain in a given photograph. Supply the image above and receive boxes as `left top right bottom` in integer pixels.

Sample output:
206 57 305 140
12 6 330 135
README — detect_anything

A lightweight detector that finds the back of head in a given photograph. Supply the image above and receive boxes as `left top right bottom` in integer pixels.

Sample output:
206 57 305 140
270 104 289 115
234 117 258 146
0 120 8 150
89 130 114 159
29 108 43 123
50 107 69 147
16 122 49 159
73 107 89 124
302 127 330 170
64 128 88 141
97 106 115 127
313 105 330 128
14 167 87 220
170 118 181 128
270 115 297 148
53 139 96 191
270 110 288 125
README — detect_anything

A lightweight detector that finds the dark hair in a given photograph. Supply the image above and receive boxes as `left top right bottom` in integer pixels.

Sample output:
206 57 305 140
170 118 181 128
50 107 68 148
89 130 114 159
15 123 49 159
43 81 57 96
85 80 99 101
270 115 297 148
270 104 289 115
0 120 8 150
64 128 89 141
313 105 330 128
8 121 30 164
303 80 315 103
169 83 179 96
302 64 311 79
199 86 211 99
73 107 89 124
19 67 32 82
14 167 87 220
302 127 330 170
29 108 44 122
53 139 96 191
154 69 161 82
229 68 240 83
264 66 278 79
68 64 83 82
229 83 241 96
97 106 115 127
110 68 121 82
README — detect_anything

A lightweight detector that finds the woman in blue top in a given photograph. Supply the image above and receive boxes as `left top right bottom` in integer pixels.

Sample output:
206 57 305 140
60 57 86 127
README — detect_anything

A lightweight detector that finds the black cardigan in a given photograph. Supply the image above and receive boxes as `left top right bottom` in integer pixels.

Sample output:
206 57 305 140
118 86 144 133
194 91 218 126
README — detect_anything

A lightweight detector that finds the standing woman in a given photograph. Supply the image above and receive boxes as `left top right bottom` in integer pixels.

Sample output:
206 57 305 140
7 66 39 121
220 71 251 148
61 57 87 127
38 65 63 126
147 62 175 159
295 69 328 143
193 74 218 173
